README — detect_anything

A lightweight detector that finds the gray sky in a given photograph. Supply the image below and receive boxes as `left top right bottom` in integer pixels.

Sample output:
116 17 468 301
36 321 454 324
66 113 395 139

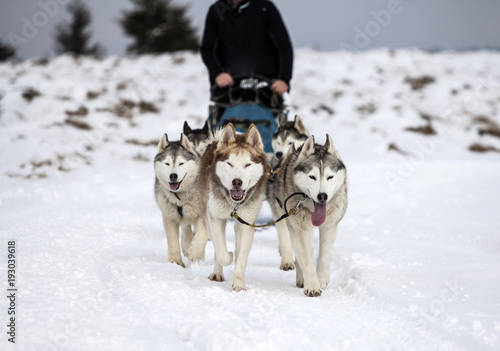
1 0 500 59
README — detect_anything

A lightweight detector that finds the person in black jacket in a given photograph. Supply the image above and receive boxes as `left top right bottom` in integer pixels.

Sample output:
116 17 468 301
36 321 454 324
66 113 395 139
200 0 293 96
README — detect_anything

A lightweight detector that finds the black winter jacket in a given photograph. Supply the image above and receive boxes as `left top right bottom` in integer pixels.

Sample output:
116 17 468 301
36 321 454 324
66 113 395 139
200 0 293 87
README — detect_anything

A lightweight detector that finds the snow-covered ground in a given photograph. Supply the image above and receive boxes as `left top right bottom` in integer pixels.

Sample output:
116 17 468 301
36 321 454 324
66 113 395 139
1 49 500 350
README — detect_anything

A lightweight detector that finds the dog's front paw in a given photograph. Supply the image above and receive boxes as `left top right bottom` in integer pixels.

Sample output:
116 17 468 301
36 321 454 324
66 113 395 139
304 288 322 297
280 262 295 271
169 258 186 268
208 273 224 282
217 251 233 266
232 281 247 292
304 280 322 297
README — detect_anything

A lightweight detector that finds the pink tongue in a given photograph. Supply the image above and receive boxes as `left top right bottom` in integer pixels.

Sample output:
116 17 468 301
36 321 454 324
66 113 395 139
311 202 326 226
231 190 245 198
169 183 179 191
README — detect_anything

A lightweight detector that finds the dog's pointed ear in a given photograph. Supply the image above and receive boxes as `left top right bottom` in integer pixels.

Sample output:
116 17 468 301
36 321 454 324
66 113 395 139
245 124 264 151
157 133 169 153
278 113 287 127
180 133 195 154
220 123 236 145
183 121 192 134
294 115 309 135
324 134 340 158
298 135 315 163
202 120 209 134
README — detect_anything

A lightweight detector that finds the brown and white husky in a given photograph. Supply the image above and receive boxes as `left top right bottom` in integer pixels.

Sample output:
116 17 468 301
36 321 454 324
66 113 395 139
198 123 268 291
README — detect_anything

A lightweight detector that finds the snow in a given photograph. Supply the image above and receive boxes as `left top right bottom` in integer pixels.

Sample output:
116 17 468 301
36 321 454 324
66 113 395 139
1 48 500 350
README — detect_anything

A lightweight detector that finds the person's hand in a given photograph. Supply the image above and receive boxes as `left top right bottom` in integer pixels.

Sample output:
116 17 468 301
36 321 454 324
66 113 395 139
271 79 289 96
216 73 234 88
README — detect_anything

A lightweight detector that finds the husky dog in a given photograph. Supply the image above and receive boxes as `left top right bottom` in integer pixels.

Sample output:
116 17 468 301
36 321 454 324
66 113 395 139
154 133 208 267
183 121 211 155
267 115 309 271
270 115 309 169
274 135 347 296
198 123 267 291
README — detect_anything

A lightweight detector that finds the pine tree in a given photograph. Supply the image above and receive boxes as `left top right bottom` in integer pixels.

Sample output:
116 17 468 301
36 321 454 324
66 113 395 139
119 0 199 54
0 40 16 62
53 0 105 56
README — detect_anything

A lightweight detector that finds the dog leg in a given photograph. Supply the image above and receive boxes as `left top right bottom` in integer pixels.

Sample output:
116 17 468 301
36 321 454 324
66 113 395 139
163 216 185 267
187 218 208 262
295 258 304 288
209 217 233 266
276 220 295 271
232 222 255 291
181 223 193 257
234 229 241 263
317 224 338 289
208 250 225 282
290 227 321 297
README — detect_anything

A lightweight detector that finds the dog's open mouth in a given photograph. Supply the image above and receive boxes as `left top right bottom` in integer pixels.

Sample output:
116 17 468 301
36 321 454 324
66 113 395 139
169 181 181 191
311 202 326 226
230 189 246 202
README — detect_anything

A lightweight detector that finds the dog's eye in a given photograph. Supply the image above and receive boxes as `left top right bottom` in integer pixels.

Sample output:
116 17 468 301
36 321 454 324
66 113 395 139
245 163 252 168
288 142 293 145
179 162 185 166
327 176 334 180
309 175 316 180
227 162 233 167
164 162 170 166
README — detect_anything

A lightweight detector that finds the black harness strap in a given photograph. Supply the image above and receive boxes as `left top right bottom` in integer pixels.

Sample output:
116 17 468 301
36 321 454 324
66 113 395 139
230 192 308 228
171 192 183 217
172 192 181 201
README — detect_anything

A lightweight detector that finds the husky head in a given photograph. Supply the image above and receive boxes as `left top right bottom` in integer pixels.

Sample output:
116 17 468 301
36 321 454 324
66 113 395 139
293 134 346 226
272 115 309 167
215 123 267 203
154 132 199 193
183 120 210 155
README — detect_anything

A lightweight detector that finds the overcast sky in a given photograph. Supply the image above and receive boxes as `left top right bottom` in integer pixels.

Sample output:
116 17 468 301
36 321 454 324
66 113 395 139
1 0 500 59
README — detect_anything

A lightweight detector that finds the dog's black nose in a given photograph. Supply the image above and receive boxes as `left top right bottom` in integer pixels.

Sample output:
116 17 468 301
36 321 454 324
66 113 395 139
170 173 178 181
317 193 328 203
232 178 242 189
275 152 283 159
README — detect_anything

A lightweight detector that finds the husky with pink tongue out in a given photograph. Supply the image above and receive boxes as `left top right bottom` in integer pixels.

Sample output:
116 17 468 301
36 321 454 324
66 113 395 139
275 134 347 297
154 133 209 267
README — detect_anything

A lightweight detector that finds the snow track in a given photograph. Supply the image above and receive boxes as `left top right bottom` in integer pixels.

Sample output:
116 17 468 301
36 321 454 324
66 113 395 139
1 50 500 350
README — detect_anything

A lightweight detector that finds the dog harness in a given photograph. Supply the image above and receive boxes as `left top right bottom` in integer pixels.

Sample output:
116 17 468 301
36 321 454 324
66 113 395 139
230 192 307 228
171 192 184 218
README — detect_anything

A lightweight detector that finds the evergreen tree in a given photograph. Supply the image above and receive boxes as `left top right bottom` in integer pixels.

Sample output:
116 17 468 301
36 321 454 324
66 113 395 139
0 40 16 62
53 0 105 56
119 0 198 54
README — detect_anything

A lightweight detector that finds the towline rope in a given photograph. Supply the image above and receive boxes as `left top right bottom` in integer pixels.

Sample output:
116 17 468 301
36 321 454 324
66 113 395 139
230 192 308 228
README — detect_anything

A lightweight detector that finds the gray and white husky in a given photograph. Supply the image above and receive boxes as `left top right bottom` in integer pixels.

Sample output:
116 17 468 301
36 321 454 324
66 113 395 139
183 120 211 155
270 115 309 170
267 115 309 271
273 134 347 296
154 133 208 267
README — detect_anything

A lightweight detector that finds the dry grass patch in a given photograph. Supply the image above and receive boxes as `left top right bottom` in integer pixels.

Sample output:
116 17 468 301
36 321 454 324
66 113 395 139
404 75 436 91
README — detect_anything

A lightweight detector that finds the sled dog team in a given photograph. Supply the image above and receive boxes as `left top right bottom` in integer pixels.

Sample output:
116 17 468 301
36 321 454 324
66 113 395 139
154 116 348 297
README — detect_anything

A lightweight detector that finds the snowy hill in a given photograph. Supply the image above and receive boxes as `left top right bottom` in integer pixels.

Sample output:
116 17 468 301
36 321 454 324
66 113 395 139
1 49 500 350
